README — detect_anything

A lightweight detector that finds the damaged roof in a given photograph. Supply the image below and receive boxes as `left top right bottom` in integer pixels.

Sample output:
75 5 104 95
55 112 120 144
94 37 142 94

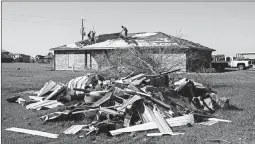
50 32 215 51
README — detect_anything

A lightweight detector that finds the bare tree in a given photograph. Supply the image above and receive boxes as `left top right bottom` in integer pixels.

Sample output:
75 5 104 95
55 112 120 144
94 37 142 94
95 31 212 82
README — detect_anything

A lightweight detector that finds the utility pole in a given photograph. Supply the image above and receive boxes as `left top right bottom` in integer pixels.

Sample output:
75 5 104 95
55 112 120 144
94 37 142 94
81 19 86 41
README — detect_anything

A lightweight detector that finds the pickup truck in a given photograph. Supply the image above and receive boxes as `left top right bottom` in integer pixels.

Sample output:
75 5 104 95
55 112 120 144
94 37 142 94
211 55 252 71
225 56 252 70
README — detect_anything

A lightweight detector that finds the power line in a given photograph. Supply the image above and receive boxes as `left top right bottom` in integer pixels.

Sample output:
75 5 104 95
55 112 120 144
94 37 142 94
3 18 75 27
2 12 79 22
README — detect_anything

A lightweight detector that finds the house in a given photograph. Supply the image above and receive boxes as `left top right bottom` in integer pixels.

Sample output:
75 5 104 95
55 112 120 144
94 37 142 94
50 32 215 72
12 53 31 63
35 54 53 64
2 50 14 63
35 55 45 63
43 55 53 63
30 57 36 63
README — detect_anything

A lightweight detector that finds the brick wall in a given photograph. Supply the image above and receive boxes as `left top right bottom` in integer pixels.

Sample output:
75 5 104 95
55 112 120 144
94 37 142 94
152 53 187 72
55 53 85 70
54 50 100 70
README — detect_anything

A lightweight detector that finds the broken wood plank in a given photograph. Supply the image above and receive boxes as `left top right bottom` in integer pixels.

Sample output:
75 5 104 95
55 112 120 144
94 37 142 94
148 105 174 134
206 118 231 123
26 100 63 110
38 80 57 97
131 77 146 86
6 127 59 139
41 111 69 122
71 105 122 115
44 85 65 100
29 96 44 102
135 103 153 123
63 125 87 135
91 91 112 107
146 69 181 77
123 109 133 127
110 114 194 136
124 88 172 110
99 107 120 115
198 120 219 126
123 73 146 84
118 95 141 111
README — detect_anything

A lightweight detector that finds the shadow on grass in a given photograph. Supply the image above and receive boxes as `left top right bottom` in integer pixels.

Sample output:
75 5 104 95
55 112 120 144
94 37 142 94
224 105 244 111
223 69 237 73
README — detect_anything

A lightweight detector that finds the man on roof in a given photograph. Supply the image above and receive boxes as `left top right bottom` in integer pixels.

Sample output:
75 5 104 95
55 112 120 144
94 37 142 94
87 31 92 44
91 30 96 44
120 26 128 38
87 30 96 44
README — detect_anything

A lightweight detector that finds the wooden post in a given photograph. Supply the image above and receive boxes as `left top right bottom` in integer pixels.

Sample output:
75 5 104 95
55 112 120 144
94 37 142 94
85 51 87 68
90 52 92 69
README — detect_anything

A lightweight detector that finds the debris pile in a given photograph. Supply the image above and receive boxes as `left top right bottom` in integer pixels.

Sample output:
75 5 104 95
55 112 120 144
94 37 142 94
6 70 231 138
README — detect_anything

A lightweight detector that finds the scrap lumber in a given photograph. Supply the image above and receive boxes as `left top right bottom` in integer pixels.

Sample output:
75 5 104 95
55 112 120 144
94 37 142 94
124 87 172 110
198 120 219 126
6 127 59 139
123 110 133 127
118 95 141 111
147 105 184 136
123 73 146 84
38 80 57 97
29 96 44 102
44 85 65 100
131 77 146 86
41 111 69 122
91 91 112 107
136 103 154 123
112 87 125 97
99 107 120 115
26 100 63 110
73 88 91 93
121 71 134 80
16 98 27 106
146 69 181 77
63 125 87 135
206 118 231 123
110 114 194 136
71 105 122 115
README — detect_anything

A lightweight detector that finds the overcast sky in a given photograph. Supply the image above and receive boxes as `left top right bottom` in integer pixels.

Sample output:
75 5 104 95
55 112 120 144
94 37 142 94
2 2 255 57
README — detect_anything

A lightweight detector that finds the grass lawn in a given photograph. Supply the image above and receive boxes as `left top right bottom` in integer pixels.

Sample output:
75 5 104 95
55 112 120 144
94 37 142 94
1 63 255 144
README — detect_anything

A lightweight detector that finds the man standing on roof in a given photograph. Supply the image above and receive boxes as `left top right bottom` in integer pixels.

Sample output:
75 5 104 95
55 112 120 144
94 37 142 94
121 26 128 38
91 30 96 44
87 31 92 44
